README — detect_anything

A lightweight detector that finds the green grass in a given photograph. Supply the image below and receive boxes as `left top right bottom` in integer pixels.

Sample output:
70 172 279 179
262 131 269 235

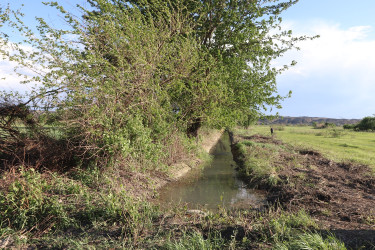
234 140 282 188
163 231 226 250
235 126 375 173
274 233 346 250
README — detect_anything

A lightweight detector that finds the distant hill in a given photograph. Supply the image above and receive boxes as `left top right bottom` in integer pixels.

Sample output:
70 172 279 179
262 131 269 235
259 116 361 126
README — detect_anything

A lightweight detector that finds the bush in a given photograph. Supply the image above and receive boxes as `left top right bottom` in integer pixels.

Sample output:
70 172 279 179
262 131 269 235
343 124 356 130
312 122 335 129
355 116 375 131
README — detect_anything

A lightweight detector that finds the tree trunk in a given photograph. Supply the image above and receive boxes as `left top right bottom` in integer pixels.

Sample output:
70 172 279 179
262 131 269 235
187 117 202 138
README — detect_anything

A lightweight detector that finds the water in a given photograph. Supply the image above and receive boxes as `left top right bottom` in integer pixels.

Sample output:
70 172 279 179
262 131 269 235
160 132 266 210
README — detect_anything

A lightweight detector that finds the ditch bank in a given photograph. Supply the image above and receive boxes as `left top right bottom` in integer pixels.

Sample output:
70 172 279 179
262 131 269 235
168 129 224 180
109 129 225 200
230 133 375 249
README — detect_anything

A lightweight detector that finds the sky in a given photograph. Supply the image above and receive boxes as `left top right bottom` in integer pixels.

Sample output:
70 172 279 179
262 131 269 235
1 0 375 119
274 0 375 119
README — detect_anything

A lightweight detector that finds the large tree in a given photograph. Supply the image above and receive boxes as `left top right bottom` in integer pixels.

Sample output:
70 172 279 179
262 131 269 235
114 0 310 136
0 0 310 168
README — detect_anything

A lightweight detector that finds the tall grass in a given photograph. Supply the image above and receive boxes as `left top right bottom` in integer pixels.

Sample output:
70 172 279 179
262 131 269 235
233 140 290 188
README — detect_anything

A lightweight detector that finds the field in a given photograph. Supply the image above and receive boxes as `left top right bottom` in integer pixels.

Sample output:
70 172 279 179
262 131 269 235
231 125 375 248
236 125 375 172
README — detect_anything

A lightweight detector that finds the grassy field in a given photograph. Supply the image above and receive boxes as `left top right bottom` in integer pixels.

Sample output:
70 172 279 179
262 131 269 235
234 125 375 173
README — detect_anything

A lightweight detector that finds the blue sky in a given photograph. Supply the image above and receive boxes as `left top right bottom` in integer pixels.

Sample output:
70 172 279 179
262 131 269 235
1 0 375 119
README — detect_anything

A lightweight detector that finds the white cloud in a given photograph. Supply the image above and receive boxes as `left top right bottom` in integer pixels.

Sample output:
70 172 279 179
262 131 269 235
274 20 375 118
0 43 41 93
0 61 32 92
280 21 375 77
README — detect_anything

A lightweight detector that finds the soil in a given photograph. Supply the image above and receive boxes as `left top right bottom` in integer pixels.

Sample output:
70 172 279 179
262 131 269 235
234 134 375 249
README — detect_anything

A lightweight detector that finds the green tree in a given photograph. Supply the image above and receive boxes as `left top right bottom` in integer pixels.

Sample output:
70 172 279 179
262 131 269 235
0 1 205 168
123 0 314 136
0 0 312 169
355 116 375 131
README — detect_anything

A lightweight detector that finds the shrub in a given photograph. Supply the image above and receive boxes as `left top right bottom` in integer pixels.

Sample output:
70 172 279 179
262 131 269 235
343 124 356 130
355 116 375 131
312 122 335 129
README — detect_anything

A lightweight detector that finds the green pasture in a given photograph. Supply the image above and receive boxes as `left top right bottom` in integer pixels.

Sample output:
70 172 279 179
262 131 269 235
234 125 375 173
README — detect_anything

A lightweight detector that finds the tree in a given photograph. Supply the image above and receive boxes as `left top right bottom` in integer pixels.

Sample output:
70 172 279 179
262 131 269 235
123 0 313 136
355 116 375 131
0 0 311 169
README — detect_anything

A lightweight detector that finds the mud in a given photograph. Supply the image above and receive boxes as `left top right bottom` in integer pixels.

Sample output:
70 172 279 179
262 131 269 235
234 134 375 249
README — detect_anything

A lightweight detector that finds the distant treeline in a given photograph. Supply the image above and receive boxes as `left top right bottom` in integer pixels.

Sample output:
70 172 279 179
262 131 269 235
260 116 361 126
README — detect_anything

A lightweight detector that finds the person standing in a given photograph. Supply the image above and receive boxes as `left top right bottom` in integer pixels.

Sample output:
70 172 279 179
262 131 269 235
270 127 274 135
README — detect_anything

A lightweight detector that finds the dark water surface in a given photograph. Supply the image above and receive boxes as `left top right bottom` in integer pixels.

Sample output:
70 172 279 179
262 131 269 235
160 132 266 210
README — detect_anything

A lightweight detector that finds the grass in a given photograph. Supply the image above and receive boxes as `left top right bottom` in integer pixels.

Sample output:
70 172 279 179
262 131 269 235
233 140 283 188
274 233 346 250
163 231 226 250
235 125 375 173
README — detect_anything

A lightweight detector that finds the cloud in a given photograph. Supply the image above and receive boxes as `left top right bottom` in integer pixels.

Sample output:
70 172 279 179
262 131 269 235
0 43 41 93
274 20 375 118
0 61 32 92
281 21 375 76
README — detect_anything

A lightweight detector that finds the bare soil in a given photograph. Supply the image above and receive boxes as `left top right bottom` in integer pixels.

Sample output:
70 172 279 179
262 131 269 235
235 134 375 249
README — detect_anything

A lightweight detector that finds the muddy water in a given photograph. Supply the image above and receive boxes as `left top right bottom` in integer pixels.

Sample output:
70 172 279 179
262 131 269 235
160 132 266 210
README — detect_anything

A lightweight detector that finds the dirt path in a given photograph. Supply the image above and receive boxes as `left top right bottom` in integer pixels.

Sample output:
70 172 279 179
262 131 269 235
236 134 375 248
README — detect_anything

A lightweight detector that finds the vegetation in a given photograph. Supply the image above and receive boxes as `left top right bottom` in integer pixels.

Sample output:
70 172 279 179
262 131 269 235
1 0 343 249
312 121 336 129
233 139 286 188
342 115 375 131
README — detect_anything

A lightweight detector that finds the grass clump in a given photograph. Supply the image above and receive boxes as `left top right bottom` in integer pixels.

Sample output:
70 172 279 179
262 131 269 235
257 210 318 243
274 233 346 250
254 209 346 249
233 140 282 188
163 231 226 250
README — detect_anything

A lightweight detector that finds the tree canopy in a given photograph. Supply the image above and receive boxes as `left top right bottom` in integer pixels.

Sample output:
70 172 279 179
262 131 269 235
0 0 311 169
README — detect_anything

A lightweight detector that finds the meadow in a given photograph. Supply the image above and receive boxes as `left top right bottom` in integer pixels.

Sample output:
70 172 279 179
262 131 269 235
235 125 375 173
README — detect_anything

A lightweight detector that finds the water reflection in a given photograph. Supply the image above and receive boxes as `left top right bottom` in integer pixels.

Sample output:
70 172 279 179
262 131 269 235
160 132 266 210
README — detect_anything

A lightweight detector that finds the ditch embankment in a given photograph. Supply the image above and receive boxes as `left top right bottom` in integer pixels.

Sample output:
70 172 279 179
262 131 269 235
231 132 375 249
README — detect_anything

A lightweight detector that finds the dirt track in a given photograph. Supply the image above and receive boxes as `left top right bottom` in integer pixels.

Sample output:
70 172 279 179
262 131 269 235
236 135 375 249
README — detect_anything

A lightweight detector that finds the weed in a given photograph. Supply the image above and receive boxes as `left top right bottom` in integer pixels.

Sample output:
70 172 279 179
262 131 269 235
234 140 283 188
256 209 318 243
163 230 226 250
274 233 346 250
0 168 71 233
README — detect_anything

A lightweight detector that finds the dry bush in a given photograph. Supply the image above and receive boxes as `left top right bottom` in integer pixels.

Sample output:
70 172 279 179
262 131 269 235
0 102 82 172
